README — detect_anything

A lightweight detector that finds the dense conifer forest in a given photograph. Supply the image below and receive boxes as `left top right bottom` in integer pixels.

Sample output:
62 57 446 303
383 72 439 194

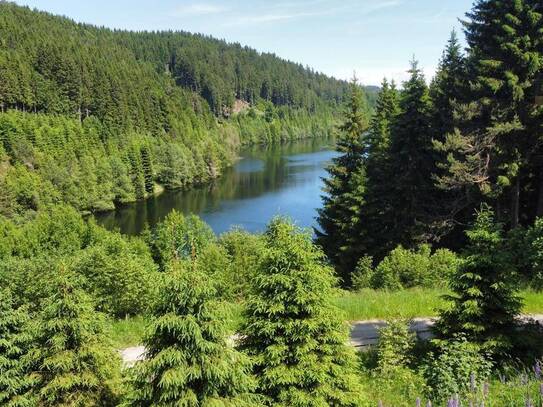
0 2 367 216
2 0 543 406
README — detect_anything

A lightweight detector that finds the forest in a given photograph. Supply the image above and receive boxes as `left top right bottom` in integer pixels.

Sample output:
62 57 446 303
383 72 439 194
0 2 370 216
2 0 543 406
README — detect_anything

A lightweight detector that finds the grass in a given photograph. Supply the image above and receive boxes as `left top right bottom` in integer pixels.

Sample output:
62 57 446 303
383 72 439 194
333 288 448 321
109 288 543 349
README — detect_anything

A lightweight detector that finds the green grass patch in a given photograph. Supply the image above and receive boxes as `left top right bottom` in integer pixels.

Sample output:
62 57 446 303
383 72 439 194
333 288 449 321
105 316 147 349
108 289 543 349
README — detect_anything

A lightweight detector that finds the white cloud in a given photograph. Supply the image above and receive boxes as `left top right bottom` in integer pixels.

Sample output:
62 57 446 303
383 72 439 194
171 3 224 17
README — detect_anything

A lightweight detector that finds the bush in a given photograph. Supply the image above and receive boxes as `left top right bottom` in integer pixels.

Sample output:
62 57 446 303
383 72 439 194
352 255 374 291
423 337 492 403
149 210 215 269
368 245 458 290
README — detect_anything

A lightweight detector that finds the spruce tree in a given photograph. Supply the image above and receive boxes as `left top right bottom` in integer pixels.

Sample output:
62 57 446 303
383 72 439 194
430 30 466 140
126 260 258 407
241 218 364 407
435 205 522 357
0 288 34 406
27 270 121 407
316 78 370 285
140 145 154 195
387 60 437 248
359 79 400 260
456 0 543 227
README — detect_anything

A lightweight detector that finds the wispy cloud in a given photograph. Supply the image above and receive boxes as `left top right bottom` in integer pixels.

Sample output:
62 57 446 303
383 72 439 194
224 10 331 26
171 3 225 17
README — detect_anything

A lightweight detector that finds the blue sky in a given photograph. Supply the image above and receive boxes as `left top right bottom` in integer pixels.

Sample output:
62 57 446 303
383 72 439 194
14 0 475 86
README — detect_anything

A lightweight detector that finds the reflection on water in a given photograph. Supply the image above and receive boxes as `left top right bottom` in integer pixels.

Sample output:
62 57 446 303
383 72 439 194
94 137 337 235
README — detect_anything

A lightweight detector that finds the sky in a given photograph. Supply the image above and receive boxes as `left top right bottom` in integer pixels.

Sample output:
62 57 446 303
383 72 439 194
13 0 475 86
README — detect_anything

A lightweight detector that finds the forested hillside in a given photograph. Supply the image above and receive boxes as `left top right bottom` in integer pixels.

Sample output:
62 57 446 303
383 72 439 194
0 2 356 216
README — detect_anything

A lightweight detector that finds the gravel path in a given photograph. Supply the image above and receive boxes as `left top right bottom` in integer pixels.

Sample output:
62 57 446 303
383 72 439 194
120 314 543 365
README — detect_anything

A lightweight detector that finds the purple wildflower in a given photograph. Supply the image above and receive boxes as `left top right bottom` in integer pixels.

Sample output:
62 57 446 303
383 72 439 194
416 398 421 407
535 360 542 380
483 382 490 397
426 401 432 407
470 372 476 392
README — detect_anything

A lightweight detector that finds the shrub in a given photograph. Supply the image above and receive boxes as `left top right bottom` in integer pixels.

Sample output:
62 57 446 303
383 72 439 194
351 255 374 291
149 210 215 269
423 337 492 403
369 245 457 290
219 228 265 298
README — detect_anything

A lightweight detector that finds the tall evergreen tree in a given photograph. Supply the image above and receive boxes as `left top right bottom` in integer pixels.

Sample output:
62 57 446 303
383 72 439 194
140 145 154 195
358 79 400 260
126 260 258 407
316 78 370 285
0 288 34 407
241 219 364 407
435 206 522 357
440 0 543 228
387 60 437 248
27 271 121 407
430 30 467 140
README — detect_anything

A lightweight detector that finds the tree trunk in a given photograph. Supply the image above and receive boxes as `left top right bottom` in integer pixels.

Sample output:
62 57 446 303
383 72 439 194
511 176 520 228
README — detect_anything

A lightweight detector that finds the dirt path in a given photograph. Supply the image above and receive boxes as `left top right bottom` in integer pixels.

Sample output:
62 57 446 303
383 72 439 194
120 315 543 365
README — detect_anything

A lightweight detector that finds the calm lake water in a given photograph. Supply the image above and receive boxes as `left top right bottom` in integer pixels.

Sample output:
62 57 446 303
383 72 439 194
94 137 337 236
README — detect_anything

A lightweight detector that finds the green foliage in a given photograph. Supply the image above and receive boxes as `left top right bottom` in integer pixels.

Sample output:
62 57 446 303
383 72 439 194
360 245 458 290
125 260 259 407
423 337 492 403
149 210 215 269
27 270 122 407
317 79 370 286
351 255 374 291
376 319 415 374
219 229 266 299
72 226 159 317
436 206 523 357
0 288 34 406
241 218 364 406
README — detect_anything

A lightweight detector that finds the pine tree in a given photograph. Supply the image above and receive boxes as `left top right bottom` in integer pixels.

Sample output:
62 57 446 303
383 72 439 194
461 0 543 227
387 60 437 248
0 288 34 407
140 145 154 195
125 260 258 407
316 78 370 285
241 218 364 407
435 205 522 357
358 79 400 260
430 30 466 141
27 270 121 407
429 31 469 242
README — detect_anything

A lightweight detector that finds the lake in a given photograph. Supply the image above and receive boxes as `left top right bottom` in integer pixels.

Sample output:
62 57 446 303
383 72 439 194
94 137 337 236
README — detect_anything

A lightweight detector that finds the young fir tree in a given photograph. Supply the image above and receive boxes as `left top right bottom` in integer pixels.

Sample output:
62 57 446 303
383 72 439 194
316 78 370 285
27 270 121 407
359 78 400 261
241 218 364 407
125 260 259 407
387 60 436 249
140 145 154 195
0 288 34 406
435 205 522 357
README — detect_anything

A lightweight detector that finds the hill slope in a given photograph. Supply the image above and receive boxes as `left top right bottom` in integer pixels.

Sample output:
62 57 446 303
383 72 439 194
0 2 367 217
